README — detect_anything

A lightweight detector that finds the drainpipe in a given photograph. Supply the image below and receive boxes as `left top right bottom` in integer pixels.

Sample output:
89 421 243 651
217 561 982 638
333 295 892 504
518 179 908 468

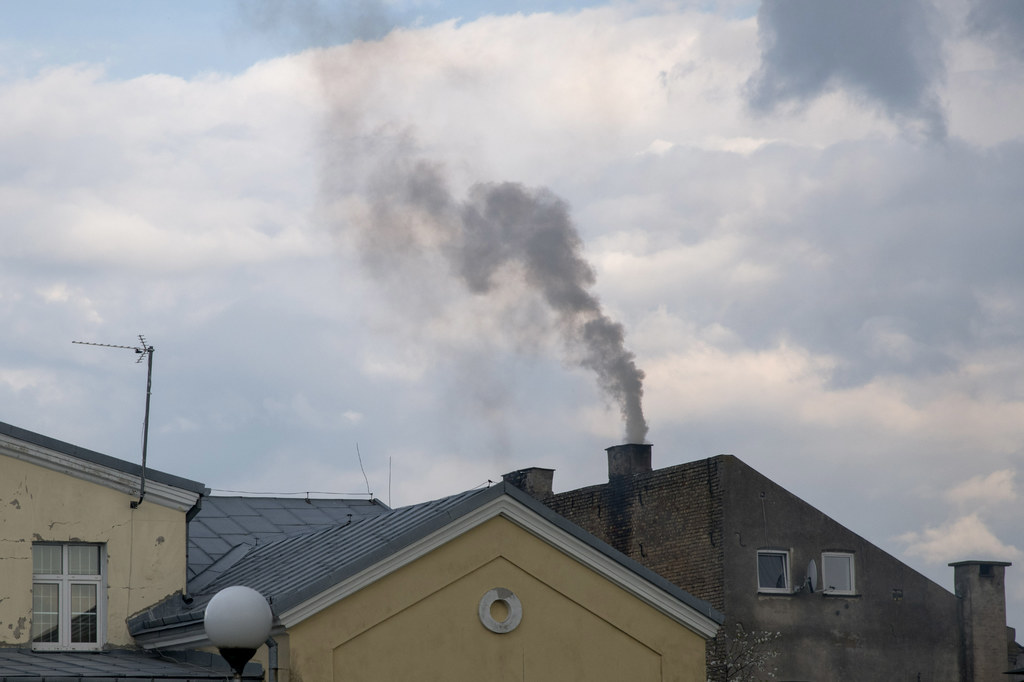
265 637 278 682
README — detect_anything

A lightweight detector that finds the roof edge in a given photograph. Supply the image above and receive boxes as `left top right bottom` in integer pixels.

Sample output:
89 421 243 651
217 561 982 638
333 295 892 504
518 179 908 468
0 421 208 511
278 483 722 637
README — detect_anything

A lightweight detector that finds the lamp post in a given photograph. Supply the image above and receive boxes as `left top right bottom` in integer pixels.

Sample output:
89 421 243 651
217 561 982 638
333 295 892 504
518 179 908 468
204 586 273 680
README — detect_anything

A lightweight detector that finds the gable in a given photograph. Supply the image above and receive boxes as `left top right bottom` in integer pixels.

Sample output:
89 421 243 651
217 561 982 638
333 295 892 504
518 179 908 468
274 490 721 637
129 484 720 660
287 516 709 682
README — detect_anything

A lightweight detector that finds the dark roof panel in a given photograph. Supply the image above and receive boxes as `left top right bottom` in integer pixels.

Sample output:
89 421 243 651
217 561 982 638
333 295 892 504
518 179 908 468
186 496 390 580
200 517 248 535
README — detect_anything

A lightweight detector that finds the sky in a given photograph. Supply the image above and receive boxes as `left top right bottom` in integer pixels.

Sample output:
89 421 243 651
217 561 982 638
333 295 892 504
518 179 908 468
1 0 1023 633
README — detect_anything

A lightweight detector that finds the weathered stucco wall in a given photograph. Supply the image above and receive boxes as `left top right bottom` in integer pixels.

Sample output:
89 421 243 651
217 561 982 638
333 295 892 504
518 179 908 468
0 453 190 647
719 456 961 681
286 516 708 682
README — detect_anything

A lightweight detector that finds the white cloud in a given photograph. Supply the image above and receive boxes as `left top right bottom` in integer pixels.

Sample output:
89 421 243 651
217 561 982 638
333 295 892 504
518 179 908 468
898 514 1022 564
0 60 320 272
2 0 1024 632
946 469 1017 506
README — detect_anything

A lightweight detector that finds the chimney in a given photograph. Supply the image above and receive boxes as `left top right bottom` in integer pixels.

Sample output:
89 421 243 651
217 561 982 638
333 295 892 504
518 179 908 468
950 560 1012 680
606 443 652 479
502 467 554 500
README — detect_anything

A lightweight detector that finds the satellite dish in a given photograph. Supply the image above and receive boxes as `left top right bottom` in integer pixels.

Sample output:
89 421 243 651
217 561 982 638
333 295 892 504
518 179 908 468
807 559 818 593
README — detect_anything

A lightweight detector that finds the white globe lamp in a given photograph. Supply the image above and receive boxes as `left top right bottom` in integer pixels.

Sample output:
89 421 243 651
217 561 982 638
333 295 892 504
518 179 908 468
204 586 273 679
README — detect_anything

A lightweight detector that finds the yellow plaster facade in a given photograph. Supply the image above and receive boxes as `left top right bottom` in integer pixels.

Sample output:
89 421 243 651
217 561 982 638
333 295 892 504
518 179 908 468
285 516 708 681
0 453 190 647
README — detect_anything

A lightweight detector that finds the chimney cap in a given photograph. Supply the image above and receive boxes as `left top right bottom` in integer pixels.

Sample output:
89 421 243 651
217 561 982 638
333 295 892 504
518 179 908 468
606 442 652 478
502 467 554 500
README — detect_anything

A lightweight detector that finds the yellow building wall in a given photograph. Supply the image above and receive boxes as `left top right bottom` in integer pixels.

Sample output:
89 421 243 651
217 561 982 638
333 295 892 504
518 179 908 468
0 454 190 647
287 516 708 682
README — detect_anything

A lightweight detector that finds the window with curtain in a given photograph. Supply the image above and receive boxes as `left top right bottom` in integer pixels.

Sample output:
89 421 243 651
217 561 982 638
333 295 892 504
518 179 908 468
757 549 790 593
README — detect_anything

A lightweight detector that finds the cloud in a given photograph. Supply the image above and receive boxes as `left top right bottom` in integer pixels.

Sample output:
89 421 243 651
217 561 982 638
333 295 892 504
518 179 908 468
746 0 947 138
945 469 1017 507
898 514 1021 564
2 0 1024 631
0 62 321 272
966 0 1024 62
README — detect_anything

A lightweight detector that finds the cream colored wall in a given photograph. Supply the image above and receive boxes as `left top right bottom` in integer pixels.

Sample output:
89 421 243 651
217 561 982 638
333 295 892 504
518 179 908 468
287 516 708 682
0 454 190 646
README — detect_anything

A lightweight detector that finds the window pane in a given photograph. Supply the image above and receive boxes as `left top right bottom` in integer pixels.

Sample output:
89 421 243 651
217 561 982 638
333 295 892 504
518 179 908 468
32 545 62 575
758 553 788 589
824 555 853 591
31 583 60 643
70 584 98 643
68 546 100 576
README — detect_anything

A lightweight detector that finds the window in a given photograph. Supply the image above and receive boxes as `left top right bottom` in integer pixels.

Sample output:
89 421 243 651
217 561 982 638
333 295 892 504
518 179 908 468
757 550 790 593
31 544 105 650
822 552 855 594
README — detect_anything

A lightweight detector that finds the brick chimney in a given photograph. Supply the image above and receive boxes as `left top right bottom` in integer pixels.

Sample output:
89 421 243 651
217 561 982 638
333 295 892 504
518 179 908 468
950 560 1012 680
606 443 652 479
502 467 554 500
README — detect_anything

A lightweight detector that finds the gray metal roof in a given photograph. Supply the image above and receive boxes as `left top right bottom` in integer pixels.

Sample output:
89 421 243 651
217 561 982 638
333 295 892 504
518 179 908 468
0 648 260 680
0 421 208 496
130 482 723 641
187 496 389 584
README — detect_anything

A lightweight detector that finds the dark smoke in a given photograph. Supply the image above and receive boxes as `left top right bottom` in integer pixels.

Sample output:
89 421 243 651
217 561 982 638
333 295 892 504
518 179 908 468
357 157 649 443
236 2 649 441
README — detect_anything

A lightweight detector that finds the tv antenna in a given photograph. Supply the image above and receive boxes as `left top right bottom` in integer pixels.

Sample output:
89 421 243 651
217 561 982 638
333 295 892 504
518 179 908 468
72 335 154 509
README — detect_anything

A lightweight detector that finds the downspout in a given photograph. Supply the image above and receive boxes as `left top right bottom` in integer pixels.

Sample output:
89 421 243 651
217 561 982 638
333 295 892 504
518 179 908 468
265 637 278 682
182 492 206 601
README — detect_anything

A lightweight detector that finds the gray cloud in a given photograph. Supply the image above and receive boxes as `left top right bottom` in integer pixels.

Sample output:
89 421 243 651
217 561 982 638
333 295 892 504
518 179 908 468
747 0 947 138
589 135 1024 389
966 0 1024 61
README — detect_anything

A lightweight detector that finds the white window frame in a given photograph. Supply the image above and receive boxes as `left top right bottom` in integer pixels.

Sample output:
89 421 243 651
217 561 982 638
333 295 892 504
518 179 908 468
31 543 106 651
756 549 791 593
821 551 856 595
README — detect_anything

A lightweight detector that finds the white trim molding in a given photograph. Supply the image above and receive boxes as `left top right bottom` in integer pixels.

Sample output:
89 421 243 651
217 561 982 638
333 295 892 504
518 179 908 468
0 432 202 512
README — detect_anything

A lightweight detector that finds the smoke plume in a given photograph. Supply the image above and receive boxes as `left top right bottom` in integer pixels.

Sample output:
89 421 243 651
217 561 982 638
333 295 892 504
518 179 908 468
347 155 649 443
308 36 648 443
238 3 649 442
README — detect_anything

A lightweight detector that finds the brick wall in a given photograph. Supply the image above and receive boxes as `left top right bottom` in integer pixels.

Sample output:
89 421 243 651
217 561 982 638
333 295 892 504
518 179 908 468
543 456 725 612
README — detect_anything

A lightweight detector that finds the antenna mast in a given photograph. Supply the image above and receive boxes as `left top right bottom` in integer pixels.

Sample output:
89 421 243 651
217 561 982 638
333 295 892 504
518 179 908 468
73 335 155 509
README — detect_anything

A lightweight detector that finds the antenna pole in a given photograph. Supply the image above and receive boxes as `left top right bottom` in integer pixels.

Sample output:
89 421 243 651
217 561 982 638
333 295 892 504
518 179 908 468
132 342 154 509
72 335 155 508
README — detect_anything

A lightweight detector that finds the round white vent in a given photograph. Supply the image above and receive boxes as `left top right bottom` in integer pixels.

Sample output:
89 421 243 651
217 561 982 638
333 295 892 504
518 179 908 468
478 587 522 634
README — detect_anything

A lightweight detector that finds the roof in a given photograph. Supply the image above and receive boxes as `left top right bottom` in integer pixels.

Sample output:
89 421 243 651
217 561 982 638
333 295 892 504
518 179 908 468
130 482 723 646
0 421 208 499
188 495 389 584
0 648 260 680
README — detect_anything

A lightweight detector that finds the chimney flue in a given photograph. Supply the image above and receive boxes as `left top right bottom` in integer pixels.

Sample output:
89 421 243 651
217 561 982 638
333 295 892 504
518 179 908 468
950 560 1012 681
606 443 652 479
502 467 554 500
